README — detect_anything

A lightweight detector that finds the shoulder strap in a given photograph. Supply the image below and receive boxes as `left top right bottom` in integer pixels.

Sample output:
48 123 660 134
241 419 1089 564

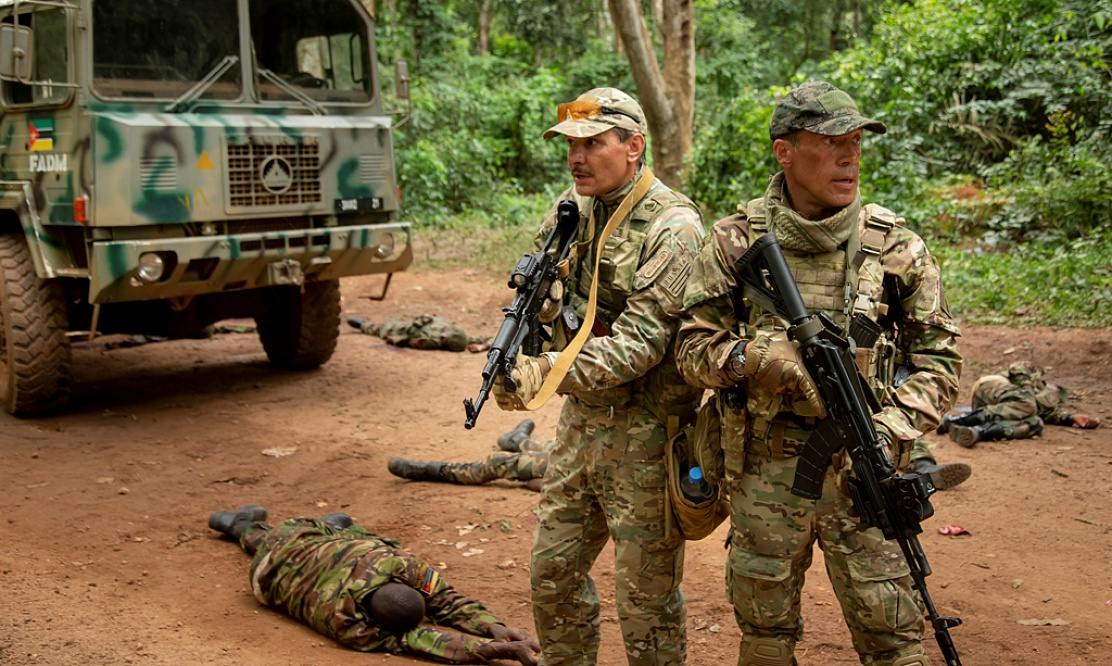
848 204 897 317
526 167 656 409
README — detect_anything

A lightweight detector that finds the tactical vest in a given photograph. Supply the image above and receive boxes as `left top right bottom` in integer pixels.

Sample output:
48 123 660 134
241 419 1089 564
741 198 900 456
558 182 703 420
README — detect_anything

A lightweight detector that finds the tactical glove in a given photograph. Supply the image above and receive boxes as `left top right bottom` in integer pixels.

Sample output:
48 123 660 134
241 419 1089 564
744 332 827 418
492 352 555 411
537 280 564 324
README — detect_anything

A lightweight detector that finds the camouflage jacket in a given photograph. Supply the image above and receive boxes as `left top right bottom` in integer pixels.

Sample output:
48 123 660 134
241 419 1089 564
972 372 1072 425
676 180 962 450
247 519 504 662
535 166 705 416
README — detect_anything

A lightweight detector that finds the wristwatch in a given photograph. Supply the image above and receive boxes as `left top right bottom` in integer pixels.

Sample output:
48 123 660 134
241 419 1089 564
727 340 748 381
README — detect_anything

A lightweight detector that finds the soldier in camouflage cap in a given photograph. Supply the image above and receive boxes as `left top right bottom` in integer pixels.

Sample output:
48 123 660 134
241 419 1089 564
675 81 961 665
493 87 704 666
208 506 540 664
939 361 1101 447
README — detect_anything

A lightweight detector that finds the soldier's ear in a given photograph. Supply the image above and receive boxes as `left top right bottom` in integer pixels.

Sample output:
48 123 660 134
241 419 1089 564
627 133 646 165
773 138 793 168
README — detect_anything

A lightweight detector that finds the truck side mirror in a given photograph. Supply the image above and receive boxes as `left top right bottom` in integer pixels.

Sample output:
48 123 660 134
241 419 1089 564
0 24 34 82
394 59 409 102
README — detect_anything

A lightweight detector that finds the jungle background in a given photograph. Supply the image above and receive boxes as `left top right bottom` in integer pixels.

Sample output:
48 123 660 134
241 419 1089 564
371 0 1112 328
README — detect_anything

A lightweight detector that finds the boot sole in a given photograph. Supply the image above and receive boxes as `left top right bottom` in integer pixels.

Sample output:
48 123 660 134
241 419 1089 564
951 426 979 448
930 462 972 490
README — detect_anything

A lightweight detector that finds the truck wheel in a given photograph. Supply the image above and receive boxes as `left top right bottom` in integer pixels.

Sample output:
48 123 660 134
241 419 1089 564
255 279 340 369
0 233 72 415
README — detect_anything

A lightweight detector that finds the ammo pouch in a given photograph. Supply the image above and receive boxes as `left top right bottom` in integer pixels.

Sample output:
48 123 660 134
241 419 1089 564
665 395 731 541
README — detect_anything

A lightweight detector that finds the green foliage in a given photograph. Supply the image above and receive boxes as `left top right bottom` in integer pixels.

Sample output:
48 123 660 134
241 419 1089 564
826 0 1112 241
937 229 1112 327
685 86 781 217
393 55 566 225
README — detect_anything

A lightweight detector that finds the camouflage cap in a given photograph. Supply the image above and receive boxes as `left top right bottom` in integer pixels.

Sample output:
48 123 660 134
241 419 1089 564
543 88 647 140
769 81 887 141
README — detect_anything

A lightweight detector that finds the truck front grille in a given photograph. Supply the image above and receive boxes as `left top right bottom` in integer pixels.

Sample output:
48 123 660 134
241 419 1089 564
225 137 322 208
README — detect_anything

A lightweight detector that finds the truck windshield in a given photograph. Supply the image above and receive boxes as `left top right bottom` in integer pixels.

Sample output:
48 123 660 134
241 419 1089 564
249 0 372 104
92 0 240 100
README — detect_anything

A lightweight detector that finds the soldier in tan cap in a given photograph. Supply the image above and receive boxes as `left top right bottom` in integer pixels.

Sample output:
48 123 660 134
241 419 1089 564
676 81 963 665
492 88 705 665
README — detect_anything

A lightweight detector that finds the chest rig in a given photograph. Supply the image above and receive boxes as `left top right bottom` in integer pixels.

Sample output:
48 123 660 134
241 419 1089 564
564 184 696 329
740 198 899 456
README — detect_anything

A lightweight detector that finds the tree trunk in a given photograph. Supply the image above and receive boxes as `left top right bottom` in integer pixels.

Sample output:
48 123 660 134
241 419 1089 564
607 0 694 189
477 0 491 56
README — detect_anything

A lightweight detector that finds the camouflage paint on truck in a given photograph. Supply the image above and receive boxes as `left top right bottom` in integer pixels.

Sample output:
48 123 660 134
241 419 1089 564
0 0 413 414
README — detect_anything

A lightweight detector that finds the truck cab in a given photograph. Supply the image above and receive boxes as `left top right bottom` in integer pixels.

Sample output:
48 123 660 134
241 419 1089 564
0 0 412 414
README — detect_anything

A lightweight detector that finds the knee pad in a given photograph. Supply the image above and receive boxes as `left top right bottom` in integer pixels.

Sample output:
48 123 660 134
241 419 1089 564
739 637 794 666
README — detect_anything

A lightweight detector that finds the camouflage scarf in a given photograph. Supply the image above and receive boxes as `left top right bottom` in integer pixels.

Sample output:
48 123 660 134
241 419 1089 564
765 172 861 253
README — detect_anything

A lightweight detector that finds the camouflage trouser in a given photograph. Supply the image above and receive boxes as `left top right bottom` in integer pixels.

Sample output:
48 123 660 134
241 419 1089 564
518 436 554 452
908 438 931 463
531 396 686 666
971 381 1043 439
727 453 927 666
442 450 549 484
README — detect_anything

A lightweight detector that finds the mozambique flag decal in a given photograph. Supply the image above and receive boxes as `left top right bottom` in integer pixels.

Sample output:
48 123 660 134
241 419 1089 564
29 120 54 151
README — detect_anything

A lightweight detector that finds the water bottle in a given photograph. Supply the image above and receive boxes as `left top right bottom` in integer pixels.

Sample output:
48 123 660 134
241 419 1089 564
679 466 714 503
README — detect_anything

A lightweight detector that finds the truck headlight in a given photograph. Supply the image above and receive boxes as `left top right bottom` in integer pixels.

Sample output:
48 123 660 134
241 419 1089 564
374 233 395 259
137 253 166 283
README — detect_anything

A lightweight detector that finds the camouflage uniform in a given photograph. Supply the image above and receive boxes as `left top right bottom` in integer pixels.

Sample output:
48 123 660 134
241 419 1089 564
239 518 506 662
968 362 1073 438
441 438 553 485
355 315 471 351
676 83 961 666
530 88 705 666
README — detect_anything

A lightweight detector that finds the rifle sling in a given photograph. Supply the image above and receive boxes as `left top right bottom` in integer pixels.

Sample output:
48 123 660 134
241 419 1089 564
526 167 655 410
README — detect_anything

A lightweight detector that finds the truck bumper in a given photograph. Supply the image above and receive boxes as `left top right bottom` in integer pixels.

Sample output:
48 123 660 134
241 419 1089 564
89 222 412 304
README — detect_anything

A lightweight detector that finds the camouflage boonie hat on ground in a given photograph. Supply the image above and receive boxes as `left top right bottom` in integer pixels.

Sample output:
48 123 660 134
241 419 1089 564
769 81 887 141
543 87 647 140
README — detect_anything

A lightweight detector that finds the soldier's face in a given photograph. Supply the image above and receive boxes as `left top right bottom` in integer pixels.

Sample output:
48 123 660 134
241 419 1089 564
775 129 862 220
566 130 643 197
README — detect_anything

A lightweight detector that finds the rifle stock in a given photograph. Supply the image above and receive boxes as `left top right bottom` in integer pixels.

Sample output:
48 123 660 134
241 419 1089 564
463 200 580 429
733 233 963 665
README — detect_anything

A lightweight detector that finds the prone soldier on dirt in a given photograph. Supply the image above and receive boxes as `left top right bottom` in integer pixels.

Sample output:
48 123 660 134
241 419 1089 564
208 506 540 665
940 360 1101 447
348 315 491 352
389 419 551 491
675 81 962 665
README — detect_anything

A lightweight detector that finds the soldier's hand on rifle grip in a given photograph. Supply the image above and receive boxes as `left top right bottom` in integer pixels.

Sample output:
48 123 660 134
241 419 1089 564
493 352 555 411
744 332 827 418
538 281 564 324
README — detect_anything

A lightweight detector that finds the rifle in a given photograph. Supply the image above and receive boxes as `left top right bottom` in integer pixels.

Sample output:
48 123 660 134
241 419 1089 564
463 200 580 430
733 232 963 666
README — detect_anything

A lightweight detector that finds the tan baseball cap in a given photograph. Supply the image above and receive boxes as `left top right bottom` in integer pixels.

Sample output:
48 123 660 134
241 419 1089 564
543 87 647 140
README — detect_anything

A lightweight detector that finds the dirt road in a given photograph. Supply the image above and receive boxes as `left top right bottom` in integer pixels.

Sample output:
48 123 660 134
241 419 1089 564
2 269 1110 665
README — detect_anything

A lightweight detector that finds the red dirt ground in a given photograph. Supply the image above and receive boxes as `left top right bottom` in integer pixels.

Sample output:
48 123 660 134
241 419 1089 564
2 268 1110 665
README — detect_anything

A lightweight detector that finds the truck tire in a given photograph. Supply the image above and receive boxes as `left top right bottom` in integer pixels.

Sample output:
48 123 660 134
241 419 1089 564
0 233 72 415
255 279 340 369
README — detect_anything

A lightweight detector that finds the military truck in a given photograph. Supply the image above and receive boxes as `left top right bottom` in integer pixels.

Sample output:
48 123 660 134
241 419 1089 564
0 0 413 415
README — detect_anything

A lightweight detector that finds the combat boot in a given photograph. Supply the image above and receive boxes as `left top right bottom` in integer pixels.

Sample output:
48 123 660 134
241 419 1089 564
908 458 972 491
388 457 452 482
937 409 986 434
321 513 354 530
208 505 268 540
497 419 535 452
950 422 1007 448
